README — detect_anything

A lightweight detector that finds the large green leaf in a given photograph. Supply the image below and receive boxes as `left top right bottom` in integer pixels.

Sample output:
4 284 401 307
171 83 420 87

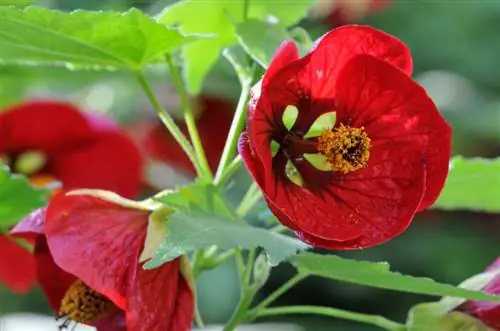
433 157 500 212
0 6 199 70
157 0 315 93
0 166 48 231
293 253 500 303
235 19 289 68
145 181 308 268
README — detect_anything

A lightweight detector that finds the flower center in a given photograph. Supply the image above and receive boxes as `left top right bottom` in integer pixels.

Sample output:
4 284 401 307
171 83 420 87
58 280 114 327
316 123 371 174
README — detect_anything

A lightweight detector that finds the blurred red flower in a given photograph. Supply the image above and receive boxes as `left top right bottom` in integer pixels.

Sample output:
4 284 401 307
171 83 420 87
239 25 451 250
132 96 233 188
0 100 142 293
457 258 500 330
310 0 392 27
11 191 193 331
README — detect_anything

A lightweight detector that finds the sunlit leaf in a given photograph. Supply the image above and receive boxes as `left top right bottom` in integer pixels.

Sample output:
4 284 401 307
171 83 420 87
293 253 500 302
0 166 48 231
0 6 200 70
157 0 315 93
433 157 500 212
235 19 289 68
145 181 308 268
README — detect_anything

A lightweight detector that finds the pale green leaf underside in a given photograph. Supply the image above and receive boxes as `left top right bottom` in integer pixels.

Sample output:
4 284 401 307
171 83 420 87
0 6 199 70
146 181 308 268
0 166 48 230
433 156 500 212
294 253 500 303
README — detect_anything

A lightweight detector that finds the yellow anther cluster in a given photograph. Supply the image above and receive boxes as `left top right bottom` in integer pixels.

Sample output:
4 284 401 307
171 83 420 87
59 280 114 324
317 123 371 174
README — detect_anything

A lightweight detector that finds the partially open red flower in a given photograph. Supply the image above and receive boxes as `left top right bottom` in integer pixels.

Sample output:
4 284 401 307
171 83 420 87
239 25 451 249
0 100 142 292
138 96 233 186
457 258 500 330
11 190 194 331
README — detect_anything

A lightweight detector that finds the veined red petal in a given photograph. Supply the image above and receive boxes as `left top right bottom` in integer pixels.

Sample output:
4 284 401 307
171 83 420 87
0 101 92 154
54 131 142 199
262 41 300 87
43 192 150 310
93 309 127 331
334 54 451 210
0 234 36 293
126 259 194 331
10 207 46 242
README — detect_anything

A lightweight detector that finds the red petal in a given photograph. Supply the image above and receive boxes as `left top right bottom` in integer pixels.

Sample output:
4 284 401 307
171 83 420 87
335 54 451 210
53 131 142 199
94 309 127 331
0 100 92 154
43 192 150 310
0 234 36 293
262 41 300 87
34 236 77 311
10 207 46 242
126 259 194 331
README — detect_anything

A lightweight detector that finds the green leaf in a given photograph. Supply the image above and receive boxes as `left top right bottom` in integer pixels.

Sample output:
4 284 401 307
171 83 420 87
433 156 500 212
145 181 308 268
293 253 500 303
0 166 48 231
157 0 315 93
235 19 289 68
0 6 199 70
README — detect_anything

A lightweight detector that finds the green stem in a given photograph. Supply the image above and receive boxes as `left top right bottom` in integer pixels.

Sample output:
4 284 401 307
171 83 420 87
214 78 252 184
223 287 255 331
255 306 406 331
164 54 213 180
251 273 306 313
214 155 243 187
236 182 261 217
135 71 201 174
190 249 205 279
243 249 256 286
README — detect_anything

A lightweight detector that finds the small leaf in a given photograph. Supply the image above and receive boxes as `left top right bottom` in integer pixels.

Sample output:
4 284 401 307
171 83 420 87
293 253 500 303
146 181 308 268
433 157 500 212
222 45 252 84
0 6 200 70
139 207 174 263
282 105 299 131
0 166 48 231
235 19 290 68
304 111 336 138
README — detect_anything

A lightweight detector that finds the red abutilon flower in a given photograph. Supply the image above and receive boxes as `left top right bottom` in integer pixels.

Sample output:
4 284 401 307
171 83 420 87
457 258 500 330
136 96 233 188
10 190 194 331
0 100 142 293
310 0 392 27
239 25 451 249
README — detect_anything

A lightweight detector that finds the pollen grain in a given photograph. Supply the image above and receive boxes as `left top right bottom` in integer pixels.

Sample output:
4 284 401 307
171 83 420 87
59 280 114 325
317 123 371 174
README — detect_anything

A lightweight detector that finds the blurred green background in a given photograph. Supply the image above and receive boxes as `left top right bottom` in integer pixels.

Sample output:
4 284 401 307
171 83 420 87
0 0 499 330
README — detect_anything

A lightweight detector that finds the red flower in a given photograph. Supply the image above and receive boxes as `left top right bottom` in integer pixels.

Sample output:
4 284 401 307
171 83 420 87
311 0 392 27
0 100 142 293
457 258 500 330
239 25 451 249
11 191 194 331
138 96 233 184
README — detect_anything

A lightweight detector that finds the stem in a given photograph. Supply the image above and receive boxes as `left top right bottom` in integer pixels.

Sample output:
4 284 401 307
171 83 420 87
251 273 306 313
164 54 213 180
134 71 201 174
190 249 205 279
223 287 255 331
214 155 243 187
236 182 261 217
255 306 406 331
214 78 252 184
243 249 256 286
